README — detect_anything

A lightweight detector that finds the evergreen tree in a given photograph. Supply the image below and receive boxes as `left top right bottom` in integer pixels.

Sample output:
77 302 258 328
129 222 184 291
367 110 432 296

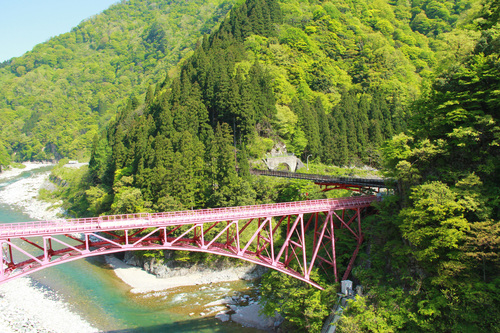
236 69 257 141
368 94 384 148
330 111 349 166
237 146 251 180
0 139 10 172
389 92 406 135
294 99 321 159
207 123 239 207
150 134 174 202
145 85 155 107
314 98 335 164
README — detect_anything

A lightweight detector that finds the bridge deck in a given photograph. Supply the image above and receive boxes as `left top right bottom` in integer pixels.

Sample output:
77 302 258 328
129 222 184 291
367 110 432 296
0 196 375 238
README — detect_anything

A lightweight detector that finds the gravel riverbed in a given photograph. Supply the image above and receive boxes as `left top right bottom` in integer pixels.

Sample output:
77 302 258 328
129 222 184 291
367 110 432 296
0 163 98 332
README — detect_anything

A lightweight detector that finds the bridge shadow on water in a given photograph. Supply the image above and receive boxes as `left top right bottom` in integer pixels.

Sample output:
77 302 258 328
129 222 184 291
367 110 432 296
104 316 266 333
85 252 125 269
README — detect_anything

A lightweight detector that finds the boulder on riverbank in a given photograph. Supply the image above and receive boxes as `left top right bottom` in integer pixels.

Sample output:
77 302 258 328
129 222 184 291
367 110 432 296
123 251 268 282
230 303 282 331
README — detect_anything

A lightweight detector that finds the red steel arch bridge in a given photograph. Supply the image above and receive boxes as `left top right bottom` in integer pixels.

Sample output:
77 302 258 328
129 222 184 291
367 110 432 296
0 195 380 289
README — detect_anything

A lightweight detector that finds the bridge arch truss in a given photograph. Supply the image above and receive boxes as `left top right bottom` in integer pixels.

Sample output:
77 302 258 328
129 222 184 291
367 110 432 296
0 197 377 288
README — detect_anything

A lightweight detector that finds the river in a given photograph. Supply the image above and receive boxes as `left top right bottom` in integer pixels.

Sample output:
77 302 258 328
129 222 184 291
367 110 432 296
0 165 267 332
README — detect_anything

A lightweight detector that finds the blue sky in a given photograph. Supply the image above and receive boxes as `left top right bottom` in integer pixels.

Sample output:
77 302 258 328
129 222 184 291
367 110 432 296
0 0 119 62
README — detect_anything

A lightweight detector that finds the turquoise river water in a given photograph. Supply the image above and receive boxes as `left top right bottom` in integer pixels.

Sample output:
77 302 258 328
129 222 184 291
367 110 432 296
0 167 265 332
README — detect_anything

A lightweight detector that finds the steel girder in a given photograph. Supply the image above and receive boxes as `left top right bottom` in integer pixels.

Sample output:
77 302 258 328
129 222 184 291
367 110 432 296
316 182 381 194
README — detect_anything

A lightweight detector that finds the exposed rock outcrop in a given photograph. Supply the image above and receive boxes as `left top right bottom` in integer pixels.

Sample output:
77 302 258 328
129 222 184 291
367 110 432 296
123 251 268 281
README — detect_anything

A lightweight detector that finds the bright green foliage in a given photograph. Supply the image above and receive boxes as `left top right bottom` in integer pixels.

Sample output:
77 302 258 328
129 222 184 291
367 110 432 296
111 186 148 214
0 0 237 161
345 185 500 332
476 0 500 29
45 160 93 217
343 5 500 331
260 269 336 332
0 138 10 171
408 25 500 198
85 185 112 216
407 0 473 36
337 292 411 333
400 181 469 267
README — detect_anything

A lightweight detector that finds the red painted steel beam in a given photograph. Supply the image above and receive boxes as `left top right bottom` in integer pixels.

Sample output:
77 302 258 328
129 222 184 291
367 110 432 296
0 196 378 288
316 182 381 193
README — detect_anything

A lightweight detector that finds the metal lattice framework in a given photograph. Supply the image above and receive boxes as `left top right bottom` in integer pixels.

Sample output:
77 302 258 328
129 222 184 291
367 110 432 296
0 196 378 288
250 169 391 194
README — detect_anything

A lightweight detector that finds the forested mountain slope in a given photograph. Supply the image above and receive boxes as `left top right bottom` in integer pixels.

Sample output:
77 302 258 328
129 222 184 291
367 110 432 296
238 0 480 165
0 0 237 161
0 0 480 166
84 0 480 215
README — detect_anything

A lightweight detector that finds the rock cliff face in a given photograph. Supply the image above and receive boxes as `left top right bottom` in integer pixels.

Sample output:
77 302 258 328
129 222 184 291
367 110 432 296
122 251 268 281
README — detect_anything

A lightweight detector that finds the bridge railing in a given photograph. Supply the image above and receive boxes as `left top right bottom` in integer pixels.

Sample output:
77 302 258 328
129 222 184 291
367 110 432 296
0 217 102 236
0 196 378 237
100 213 151 222
148 196 375 222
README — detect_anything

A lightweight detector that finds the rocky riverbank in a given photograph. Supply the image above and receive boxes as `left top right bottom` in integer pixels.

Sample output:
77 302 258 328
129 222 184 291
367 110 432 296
0 163 65 220
0 162 52 182
0 278 97 333
0 163 98 332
